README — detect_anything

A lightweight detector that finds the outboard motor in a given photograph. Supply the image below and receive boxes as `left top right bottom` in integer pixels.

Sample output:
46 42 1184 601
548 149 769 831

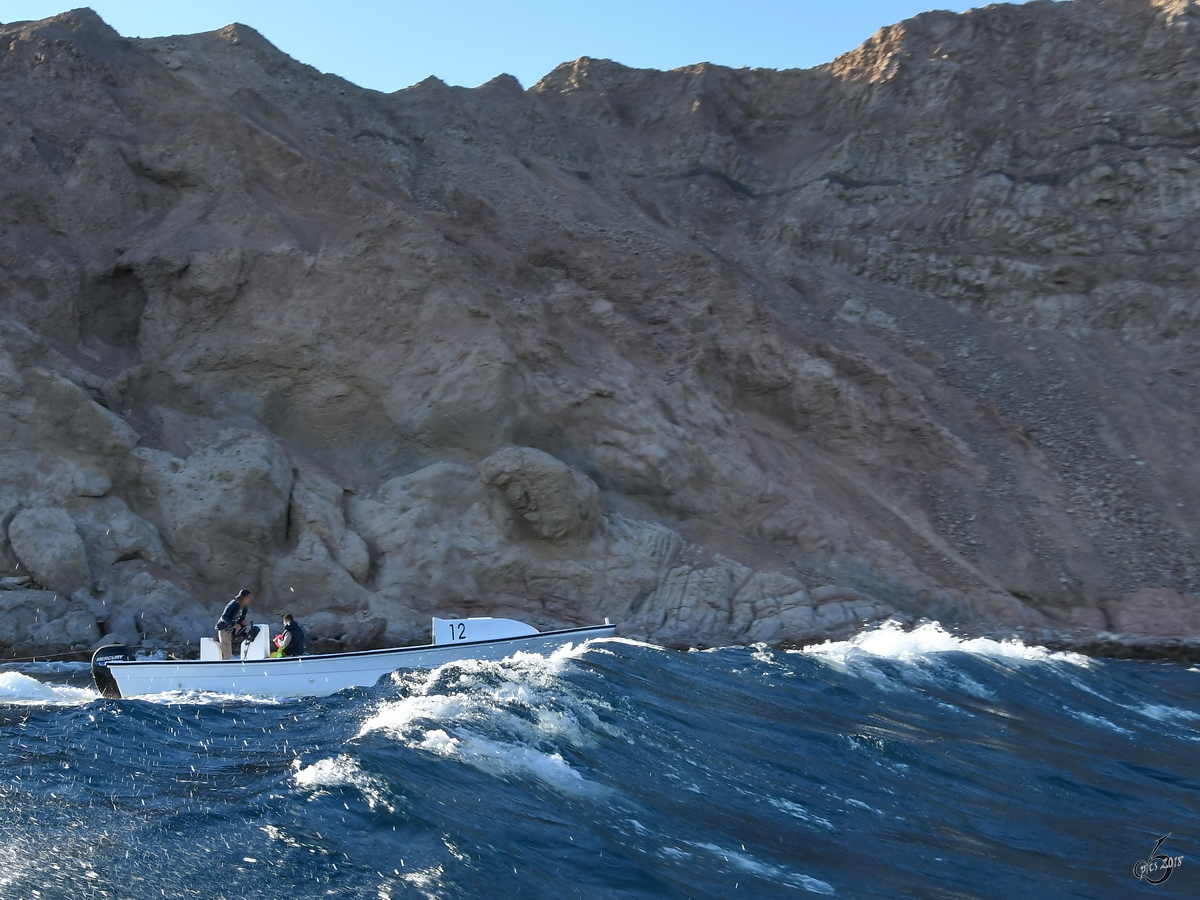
92 644 134 699
241 624 270 660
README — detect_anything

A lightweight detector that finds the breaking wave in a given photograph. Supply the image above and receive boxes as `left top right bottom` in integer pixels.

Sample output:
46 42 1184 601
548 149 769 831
356 648 614 796
0 625 1196 898
0 670 96 704
801 619 1087 664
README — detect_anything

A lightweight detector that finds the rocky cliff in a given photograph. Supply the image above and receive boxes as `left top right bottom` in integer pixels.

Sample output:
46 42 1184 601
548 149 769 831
2 0 1199 658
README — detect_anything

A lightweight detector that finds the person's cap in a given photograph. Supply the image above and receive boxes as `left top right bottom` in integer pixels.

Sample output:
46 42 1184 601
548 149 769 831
236 589 252 598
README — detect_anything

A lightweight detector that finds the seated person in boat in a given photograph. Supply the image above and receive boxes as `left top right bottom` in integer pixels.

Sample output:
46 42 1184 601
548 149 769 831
273 614 306 657
215 589 252 660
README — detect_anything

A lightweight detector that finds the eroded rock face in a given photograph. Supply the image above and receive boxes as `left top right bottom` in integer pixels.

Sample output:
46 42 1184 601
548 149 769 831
72 497 170 575
104 561 218 648
288 471 370 583
479 447 603 542
1105 589 1200 638
131 433 293 594
0 590 100 653
0 2 1198 656
7 508 92 595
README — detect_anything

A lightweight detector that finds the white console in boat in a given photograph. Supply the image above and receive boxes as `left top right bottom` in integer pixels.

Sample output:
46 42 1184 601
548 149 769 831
199 625 271 660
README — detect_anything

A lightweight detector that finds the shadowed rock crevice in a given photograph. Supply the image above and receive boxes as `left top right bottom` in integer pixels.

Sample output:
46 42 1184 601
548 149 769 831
76 266 148 349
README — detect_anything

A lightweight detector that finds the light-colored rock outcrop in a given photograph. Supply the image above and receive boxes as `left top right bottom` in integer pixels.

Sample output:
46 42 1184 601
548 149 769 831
0 2 1197 656
288 471 370 583
130 433 293 593
7 508 92 595
0 590 101 653
71 497 170 576
479 447 604 542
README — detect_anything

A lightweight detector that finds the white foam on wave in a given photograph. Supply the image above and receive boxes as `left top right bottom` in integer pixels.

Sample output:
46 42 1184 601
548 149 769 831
844 797 885 815
0 671 96 705
357 647 612 796
691 843 835 895
293 754 392 810
398 863 446 900
137 690 286 706
1057 668 1200 739
1134 703 1200 725
416 728 592 791
659 846 692 860
293 754 364 789
769 798 833 829
801 621 1087 665
792 622 1056 701
588 636 665 653
1066 709 1134 735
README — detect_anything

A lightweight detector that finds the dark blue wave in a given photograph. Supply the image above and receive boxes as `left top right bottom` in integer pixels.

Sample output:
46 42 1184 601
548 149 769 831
0 626 1197 899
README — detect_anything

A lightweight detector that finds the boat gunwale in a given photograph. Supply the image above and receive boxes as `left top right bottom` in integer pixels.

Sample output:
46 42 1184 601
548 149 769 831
102 623 616 670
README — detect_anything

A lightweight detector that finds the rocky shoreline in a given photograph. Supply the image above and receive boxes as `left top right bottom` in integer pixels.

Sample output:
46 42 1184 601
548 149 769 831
1044 635 1200 664
2 573 1195 664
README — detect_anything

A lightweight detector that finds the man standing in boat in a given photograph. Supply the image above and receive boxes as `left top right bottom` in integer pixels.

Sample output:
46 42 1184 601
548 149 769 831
215 589 252 660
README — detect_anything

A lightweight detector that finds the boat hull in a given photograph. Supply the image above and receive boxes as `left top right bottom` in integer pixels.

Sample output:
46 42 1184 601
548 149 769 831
103 624 615 699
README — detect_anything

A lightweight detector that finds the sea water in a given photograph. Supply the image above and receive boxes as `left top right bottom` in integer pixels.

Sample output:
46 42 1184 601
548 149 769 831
0 623 1196 898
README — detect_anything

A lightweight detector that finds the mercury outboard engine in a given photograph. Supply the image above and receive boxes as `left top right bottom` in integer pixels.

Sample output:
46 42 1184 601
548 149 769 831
91 644 134 699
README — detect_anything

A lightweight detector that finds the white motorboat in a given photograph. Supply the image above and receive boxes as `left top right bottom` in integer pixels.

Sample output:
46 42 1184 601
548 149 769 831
91 616 615 699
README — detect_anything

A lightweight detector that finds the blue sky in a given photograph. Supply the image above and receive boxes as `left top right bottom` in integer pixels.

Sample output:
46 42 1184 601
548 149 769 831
3 1 981 91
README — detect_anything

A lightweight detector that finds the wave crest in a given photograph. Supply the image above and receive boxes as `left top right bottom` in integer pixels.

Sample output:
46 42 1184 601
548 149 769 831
800 621 1087 665
0 671 97 705
357 649 610 795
